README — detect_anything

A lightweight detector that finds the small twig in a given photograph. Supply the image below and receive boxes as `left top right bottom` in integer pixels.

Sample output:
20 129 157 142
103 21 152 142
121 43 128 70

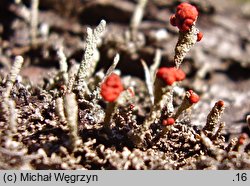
141 59 154 105
30 0 39 46
150 49 162 81
130 0 148 40
199 132 224 159
0 147 27 157
100 53 120 85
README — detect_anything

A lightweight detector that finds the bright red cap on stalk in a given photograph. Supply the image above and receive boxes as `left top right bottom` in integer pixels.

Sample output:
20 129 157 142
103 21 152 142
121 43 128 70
188 90 200 104
101 73 124 102
175 69 186 81
216 100 224 108
238 133 248 145
197 32 203 42
156 67 186 86
170 15 177 26
170 2 198 32
162 118 175 126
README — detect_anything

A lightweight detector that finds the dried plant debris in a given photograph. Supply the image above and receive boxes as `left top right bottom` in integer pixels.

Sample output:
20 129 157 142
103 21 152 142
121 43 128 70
0 1 250 170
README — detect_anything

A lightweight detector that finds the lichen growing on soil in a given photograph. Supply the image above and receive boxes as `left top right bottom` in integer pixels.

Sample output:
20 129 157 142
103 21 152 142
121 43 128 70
0 0 250 170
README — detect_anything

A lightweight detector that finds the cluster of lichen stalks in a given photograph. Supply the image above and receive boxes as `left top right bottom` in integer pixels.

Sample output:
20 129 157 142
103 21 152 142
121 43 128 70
0 2 249 170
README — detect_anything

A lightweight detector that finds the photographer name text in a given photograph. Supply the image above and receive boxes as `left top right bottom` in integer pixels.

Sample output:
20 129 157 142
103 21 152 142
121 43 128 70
21 173 98 183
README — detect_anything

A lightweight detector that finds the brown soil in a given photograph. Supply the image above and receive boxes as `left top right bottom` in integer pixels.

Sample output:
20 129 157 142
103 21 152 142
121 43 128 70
0 0 249 170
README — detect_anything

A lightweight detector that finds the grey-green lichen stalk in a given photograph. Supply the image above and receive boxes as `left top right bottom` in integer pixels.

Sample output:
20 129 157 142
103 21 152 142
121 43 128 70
74 20 106 97
63 93 80 147
4 56 24 98
203 101 225 135
170 2 203 68
57 46 68 85
174 25 199 68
